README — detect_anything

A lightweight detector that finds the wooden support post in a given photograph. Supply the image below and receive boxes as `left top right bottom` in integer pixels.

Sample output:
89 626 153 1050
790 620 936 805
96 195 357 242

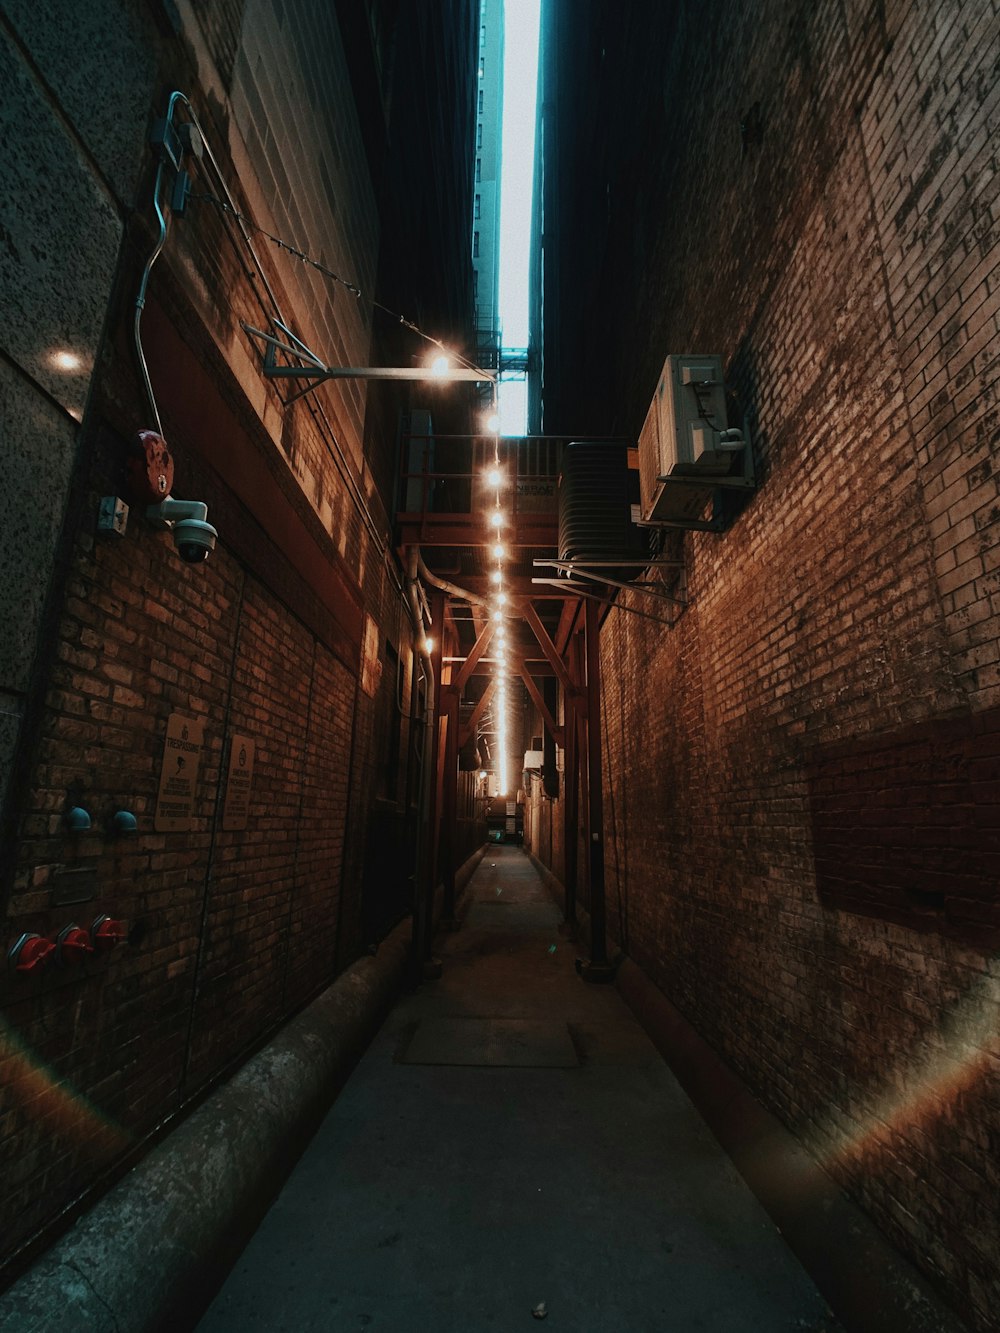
563 682 579 933
441 687 459 927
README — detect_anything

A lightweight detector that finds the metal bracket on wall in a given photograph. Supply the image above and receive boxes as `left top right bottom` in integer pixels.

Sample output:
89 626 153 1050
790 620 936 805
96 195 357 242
529 581 681 628
241 320 493 406
531 558 688 605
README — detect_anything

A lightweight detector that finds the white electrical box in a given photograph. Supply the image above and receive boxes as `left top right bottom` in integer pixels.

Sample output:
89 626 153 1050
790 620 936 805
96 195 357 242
638 354 731 523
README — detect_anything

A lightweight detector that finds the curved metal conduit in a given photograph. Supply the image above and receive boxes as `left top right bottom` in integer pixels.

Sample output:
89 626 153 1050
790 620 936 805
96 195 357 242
416 551 490 610
132 90 387 555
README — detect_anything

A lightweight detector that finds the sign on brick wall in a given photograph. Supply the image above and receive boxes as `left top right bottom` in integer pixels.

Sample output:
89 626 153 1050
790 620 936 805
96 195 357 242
222 734 255 831
154 713 205 832
361 614 382 698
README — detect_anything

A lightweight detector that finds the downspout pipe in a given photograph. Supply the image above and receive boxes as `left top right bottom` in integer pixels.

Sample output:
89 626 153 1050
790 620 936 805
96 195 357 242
416 551 489 609
406 548 437 976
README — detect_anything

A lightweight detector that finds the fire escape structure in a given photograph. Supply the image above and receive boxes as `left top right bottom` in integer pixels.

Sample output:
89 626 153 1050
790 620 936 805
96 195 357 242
395 428 678 984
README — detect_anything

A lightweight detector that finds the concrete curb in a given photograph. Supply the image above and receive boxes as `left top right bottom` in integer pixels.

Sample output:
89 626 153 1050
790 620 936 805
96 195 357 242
0 918 412 1333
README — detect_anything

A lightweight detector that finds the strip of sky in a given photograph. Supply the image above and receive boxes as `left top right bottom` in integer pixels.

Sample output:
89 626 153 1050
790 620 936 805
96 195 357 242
497 0 540 435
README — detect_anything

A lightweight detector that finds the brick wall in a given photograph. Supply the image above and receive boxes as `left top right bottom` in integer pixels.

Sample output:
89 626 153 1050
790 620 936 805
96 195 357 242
1 0 477 1279
536 1 1000 1327
0 491 365 1258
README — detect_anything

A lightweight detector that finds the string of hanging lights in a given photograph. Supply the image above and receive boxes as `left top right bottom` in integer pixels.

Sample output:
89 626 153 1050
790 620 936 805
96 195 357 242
485 401 510 796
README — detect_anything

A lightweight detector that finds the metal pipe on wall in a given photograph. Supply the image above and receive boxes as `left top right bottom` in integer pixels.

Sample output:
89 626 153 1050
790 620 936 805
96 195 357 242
405 548 436 974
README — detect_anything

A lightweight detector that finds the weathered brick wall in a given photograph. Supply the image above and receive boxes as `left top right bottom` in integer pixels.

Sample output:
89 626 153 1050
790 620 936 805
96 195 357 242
0 487 364 1257
538 0 1000 1326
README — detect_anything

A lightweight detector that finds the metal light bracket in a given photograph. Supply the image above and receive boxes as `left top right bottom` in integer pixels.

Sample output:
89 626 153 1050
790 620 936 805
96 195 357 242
241 320 494 407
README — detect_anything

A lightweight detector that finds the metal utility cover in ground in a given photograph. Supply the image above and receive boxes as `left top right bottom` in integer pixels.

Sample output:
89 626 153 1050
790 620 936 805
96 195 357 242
401 1018 578 1068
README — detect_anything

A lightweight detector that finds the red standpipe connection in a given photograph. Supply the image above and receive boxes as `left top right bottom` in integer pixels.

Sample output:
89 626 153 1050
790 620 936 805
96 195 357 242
56 924 94 965
7 933 56 975
91 916 127 951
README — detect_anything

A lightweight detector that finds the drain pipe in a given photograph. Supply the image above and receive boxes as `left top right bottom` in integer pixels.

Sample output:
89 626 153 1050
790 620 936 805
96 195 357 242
406 548 439 978
416 552 490 610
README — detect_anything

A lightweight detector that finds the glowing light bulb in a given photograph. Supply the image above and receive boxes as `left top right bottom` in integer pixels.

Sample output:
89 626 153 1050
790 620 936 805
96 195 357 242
429 355 450 377
490 510 504 528
493 543 505 559
423 637 435 654
487 468 501 487
497 592 507 606
491 571 502 585
485 413 500 433
492 610 502 623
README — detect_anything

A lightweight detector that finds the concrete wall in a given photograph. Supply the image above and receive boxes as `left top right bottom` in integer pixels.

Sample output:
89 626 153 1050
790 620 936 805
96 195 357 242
0 0 157 811
532 1 1000 1328
0 0 477 1279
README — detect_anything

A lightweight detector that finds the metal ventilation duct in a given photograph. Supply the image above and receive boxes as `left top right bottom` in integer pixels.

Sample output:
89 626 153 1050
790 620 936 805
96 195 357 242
557 441 644 585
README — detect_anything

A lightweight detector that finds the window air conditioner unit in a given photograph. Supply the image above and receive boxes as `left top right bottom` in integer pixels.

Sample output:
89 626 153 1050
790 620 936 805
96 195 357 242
638 355 737 523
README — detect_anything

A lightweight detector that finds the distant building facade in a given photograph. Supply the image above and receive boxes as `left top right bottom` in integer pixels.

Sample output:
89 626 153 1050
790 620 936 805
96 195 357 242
473 0 505 374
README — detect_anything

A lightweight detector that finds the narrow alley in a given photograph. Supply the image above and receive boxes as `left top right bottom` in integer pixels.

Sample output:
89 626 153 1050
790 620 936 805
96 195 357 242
198 847 837 1332
1 2 998 1331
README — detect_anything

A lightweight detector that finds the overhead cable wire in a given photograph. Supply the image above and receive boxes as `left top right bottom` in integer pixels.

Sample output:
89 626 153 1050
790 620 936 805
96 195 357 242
192 192 485 374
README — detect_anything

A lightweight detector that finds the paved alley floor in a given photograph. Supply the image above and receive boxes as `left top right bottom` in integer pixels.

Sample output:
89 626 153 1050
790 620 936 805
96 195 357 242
197 846 837 1332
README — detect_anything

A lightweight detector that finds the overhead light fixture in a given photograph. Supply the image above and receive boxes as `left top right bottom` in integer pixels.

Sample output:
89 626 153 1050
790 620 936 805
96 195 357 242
429 354 450 378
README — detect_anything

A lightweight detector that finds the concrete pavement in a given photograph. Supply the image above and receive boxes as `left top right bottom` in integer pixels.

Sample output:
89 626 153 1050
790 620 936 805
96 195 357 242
198 845 839 1332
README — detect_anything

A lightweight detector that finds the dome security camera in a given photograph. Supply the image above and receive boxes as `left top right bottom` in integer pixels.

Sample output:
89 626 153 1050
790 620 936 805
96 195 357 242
173 516 217 563
147 497 219 565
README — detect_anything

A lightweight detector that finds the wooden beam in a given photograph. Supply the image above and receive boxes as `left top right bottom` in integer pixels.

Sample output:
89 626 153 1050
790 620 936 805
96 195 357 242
459 679 496 747
516 661 564 747
520 601 573 694
396 517 559 547
452 619 496 694
442 573 568 598
555 596 582 655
